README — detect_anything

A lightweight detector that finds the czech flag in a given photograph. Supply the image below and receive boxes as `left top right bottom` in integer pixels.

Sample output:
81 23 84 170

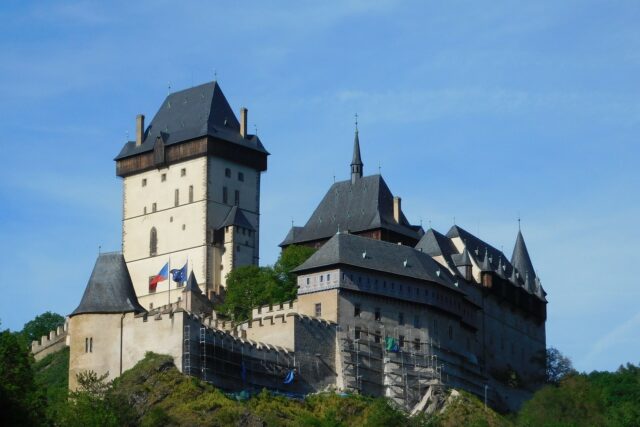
149 262 169 290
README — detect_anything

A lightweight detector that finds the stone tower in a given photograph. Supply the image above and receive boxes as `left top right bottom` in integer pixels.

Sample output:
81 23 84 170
114 82 269 309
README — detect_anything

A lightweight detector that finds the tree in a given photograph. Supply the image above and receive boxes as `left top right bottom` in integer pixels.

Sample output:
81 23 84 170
219 246 317 322
21 311 65 345
220 266 280 321
545 347 576 385
273 245 317 300
58 371 135 427
0 329 45 426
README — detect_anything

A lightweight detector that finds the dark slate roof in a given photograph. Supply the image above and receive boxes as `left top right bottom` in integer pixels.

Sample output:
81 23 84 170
511 231 536 282
447 225 518 280
456 247 472 267
293 233 463 293
280 174 423 246
217 205 254 230
280 226 304 247
415 228 459 267
70 253 145 316
115 81 268 160
183 271 202 294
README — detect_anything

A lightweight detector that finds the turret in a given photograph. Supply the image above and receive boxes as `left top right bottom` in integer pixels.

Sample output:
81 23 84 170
350 128 363 184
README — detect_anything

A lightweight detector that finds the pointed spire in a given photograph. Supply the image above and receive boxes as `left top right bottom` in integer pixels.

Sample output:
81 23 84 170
510 266 520 286
351 114 363 184
183 271 202 294
480 247 492 271
459 247 472 266
496 256 507 278
511 230 536 283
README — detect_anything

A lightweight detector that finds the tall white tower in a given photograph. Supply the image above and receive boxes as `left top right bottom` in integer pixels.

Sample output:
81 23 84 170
114 82 268 309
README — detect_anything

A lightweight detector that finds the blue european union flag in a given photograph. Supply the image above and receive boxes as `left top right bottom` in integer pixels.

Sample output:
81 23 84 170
170 262 188 283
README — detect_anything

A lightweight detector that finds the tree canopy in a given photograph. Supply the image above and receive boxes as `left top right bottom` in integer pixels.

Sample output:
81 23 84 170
21 311 65 345
219 245 316 321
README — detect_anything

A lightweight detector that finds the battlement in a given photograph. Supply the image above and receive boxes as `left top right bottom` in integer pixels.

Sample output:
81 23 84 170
31 319 69 361
251 300 297 319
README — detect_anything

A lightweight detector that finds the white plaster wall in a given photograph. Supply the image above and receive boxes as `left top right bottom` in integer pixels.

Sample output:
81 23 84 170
122 157 208 304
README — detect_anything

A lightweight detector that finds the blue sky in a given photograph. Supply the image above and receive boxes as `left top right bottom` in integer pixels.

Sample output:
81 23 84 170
0 1 638 372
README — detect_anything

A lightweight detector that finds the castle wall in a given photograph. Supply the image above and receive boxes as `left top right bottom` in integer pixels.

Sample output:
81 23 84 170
297 288 340 322
31 321 69 362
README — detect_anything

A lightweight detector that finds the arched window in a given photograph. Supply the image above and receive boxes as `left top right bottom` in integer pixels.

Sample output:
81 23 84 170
150 227 158 256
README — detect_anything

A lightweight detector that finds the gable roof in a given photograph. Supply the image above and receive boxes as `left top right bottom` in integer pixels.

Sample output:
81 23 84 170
280 174 422 246
70 253 145 317
115 81 268 160
293 233 462 293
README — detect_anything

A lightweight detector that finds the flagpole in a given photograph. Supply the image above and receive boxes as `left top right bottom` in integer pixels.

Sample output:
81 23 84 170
168 257 171 306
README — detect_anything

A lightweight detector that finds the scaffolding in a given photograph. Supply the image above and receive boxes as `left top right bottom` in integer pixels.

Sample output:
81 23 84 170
339 325 445 410
183 325 297 392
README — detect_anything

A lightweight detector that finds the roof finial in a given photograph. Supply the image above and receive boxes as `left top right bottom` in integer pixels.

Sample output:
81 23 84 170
254 124 258 135
291 218 294 228
167 82 171 95
214 69 218 81
517 213 521 231
378 161 381 174
453 216 456 225
355 112 359 132
98 245 101 254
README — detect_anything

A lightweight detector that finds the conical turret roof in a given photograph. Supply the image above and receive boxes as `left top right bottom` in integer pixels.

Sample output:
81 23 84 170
511 230 536 282
183 271 202 294
71 253 145 316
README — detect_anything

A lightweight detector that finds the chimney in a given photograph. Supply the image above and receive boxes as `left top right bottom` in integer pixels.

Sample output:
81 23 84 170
136 114 145 147
240 107 248 138
393 196 402 223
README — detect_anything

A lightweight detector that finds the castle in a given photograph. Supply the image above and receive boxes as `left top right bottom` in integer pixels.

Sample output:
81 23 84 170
32 81 547 412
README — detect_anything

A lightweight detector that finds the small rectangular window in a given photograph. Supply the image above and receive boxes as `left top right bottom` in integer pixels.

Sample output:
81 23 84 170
355 327 361 340
374 333 381 343
327 273 330 281
85 337 88 353
320 275 323 282
375 308 381 321
152 203 157 212
234 190 239 205
399 335 405 348
306 277 310 285
413 338 421 350
223 187 228 204
142 178 147 187
89 337 93 353
238 172 244 182
174 189 179 206
399 312 404 325
354 304 361 317
143 206 147 215
181 168 186 177
225 168 231 177
189 185 194 203
315 303 322 317
161 173 166 182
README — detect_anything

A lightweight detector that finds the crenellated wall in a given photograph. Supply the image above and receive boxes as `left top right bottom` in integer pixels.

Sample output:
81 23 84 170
31 319 69 362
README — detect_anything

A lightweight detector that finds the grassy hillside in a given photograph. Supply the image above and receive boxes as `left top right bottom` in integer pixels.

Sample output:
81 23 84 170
27 348 640 426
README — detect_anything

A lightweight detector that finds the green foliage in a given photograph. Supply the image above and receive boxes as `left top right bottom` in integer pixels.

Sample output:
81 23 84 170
58 370 136 427
428 390 512 427
21 311 65 345
220 265 281 321
274 245 318 300
544 347 577 385
0 328 45 426
587 363 640 427
33 346 69 422
220 245 316 321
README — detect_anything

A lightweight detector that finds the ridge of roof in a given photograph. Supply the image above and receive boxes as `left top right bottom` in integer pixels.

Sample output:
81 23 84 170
71 253 146 317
